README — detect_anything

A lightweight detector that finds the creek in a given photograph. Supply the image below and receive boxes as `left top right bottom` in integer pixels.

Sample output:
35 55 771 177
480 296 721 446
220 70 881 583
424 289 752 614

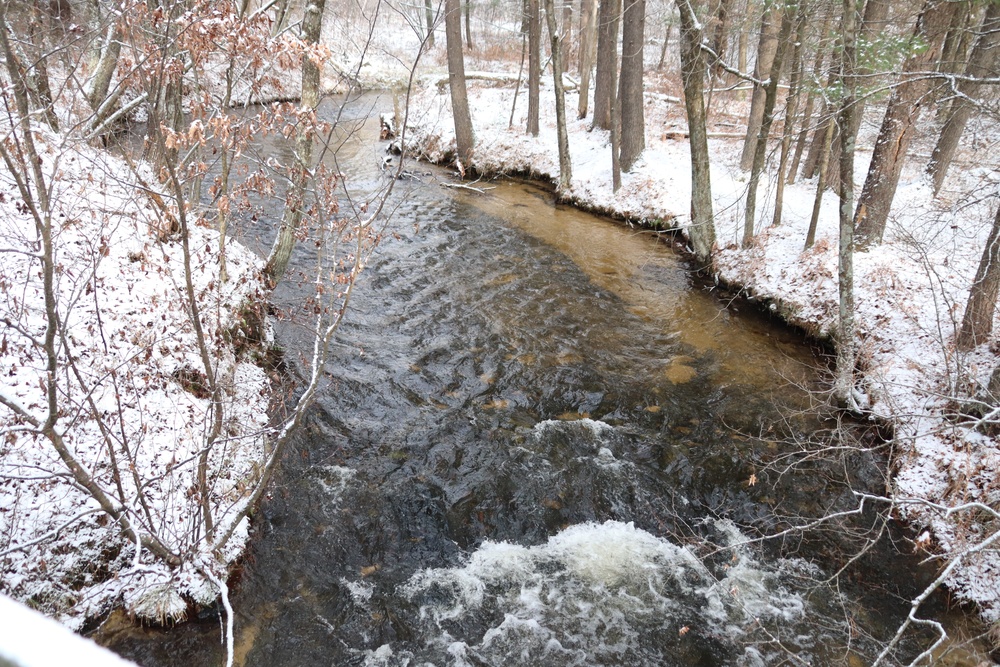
96 93 987 666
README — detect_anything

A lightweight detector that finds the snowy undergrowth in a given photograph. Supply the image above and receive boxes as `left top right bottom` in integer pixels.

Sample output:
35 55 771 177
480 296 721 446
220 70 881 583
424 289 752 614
403 78 1000 622
0 129 272 629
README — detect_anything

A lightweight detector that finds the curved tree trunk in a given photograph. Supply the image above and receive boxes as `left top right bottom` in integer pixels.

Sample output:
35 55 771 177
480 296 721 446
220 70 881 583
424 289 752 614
618 0 645 171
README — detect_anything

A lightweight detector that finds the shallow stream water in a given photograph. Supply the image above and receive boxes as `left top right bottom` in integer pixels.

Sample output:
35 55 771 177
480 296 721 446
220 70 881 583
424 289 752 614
95 94 989 666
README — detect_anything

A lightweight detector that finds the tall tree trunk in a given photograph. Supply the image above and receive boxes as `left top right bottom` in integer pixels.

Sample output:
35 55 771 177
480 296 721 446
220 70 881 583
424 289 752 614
956 205 1000 351
545 0 573 193
618 0 645 171
578 0 598 118
445 0 476 162
835 0 860 410
657 19 672 70
424 0 436 47
825 0 891 185
739 1 781 170
804 114 835 249
677 0 716 265
464 0 473 49
562 0 573 67
527 0 541 135
787 11 832 184
710 0 732 79
742 8 792 247
592 0 621 130
927 2 1000 196
771 4 807 227
854 0 959 248
266 0 327 282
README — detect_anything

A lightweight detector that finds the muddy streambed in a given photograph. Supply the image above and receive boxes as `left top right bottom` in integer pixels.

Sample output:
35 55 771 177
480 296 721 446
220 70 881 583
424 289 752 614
95 94 990 666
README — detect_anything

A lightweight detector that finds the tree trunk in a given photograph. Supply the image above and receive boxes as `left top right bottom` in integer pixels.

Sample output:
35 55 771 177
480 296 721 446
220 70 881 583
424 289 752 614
677 0 716 265
592 0 621 130
854 0 959 248
464 0 473 49
657 19 672 70
771 5 807 227
787 11 832 184
824 0 891 185
618 0 645 171
545 0 573 193
927 2 1000 196
425 0 436 47
445 0 476 162
956 204 1000 351
710 0 732 79
804 115 835 250
742 8 792 247
562 0 573 67
739 2 781 171
835 0 860 410
527 0 541 135
266 0 327 282
578 0 598 118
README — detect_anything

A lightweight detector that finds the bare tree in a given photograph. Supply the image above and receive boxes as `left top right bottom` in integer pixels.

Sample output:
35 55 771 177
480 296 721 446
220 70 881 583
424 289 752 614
445 0 476 163
956 203 1000 351
578 0 599 118
854 0 959 248
739 0 781 171
677 0 716 265
528 0 542 135
545 0 573 193
592 0 621 130
927 2 1000 196
618 0 645 171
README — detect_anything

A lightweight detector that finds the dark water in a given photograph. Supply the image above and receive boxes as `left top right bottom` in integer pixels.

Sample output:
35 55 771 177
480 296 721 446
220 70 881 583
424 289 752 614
95 95 989 666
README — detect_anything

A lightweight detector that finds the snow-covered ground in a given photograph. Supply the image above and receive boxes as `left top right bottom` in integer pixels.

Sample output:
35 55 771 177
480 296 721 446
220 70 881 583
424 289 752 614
0 131 272 627
401 69 1000 621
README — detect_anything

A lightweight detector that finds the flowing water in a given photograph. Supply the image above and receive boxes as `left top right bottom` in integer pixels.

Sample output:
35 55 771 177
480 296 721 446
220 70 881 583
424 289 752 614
95 95 989 666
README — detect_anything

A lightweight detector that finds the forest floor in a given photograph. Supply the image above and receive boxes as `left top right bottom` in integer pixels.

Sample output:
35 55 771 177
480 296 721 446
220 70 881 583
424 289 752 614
396 46 1000 625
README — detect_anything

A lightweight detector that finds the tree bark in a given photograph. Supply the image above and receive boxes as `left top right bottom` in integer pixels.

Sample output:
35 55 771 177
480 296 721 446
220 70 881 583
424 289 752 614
824 0 891 185
677 0 716 265
709 0 732 79
527 0 541 135
771 4 807 227
957 204 1000 351
835 0 860 410
618 0 645 171
742 8 792 247
445 0 476 162
739 1 782 171
787 11 832 184
464 0 473 49
854 0 959 248
424 0 436 47
927 2 1000 196
545 0 573 193
592 0 621 130
266 0 328 282
578 0 599 117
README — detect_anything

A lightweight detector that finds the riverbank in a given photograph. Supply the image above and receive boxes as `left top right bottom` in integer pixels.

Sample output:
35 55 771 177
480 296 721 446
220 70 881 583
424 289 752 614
0 131 274 628
401 77 1000 624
